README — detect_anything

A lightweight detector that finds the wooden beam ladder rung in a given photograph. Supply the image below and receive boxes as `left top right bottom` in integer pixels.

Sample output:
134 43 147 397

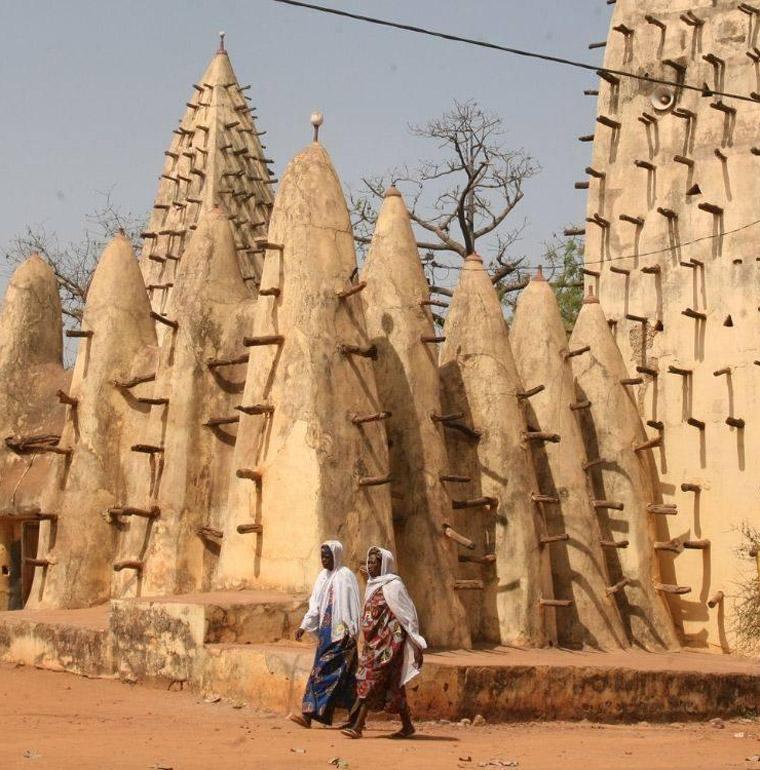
532 493 560 504
648 503 678 515
523 431 561 443
539 598 573 608
452 496 497 510
243 335 285 347
454 579 484 590
150 311 178 330
442 523 475 550
108 506 160 519
600 539 629 549
439 473 471 483
197 527 223 540
358 474 392 487
207 355 249 369
237 523 263 534
517 384 545 400
54 389 78 409
235 404 274 415
236 468 263 482
606 578 631 596
540 534 570 545
707 591 724 608
338 343 377 360
458 553 496 565
131 444 164 454
336 281 367 299
351 411 391 425
593 500 624 511
204 416 240 427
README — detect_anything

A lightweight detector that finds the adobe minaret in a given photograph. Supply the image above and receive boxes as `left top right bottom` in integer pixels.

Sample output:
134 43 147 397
114 206 250 597
360 187 471 649
583 1 760 648
569 290 680 650
140 33 274 312
27 235 157 608
439 256 556 647
511 271 628 650
214 117 395 592
0 256 67 610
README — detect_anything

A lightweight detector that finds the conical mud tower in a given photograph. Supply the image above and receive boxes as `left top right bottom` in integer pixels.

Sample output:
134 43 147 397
569 290 680 650
361 187 470 648
26 235 157 608
439 255 555 647
140 35 274 315
0 256 67 610
115 206 251 597
215 123 395 592
511 271 627 650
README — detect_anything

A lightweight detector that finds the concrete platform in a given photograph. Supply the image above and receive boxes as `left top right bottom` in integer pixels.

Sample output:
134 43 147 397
1 593 759 723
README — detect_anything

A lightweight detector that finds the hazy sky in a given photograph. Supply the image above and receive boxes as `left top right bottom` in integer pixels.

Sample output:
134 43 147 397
0 1 611 290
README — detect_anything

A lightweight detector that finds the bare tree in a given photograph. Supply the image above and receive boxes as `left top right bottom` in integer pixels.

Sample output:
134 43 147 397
4 191 145 329
350 100 539 304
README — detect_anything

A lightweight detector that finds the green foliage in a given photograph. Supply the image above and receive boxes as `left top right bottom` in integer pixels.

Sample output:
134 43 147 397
543 235 584 333
731 522 760 654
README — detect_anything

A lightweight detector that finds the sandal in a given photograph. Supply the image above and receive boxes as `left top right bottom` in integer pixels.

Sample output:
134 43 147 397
390 728 416 739
341 727 363 739
287 713 311 729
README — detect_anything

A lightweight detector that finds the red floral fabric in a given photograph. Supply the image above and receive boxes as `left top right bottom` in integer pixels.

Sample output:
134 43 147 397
355 588 407 713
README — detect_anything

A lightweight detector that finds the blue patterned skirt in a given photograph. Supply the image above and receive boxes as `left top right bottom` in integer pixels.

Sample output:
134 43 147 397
301 600 357 725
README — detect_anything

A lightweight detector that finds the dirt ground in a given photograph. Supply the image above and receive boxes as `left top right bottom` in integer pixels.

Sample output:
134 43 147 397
1 662 759 770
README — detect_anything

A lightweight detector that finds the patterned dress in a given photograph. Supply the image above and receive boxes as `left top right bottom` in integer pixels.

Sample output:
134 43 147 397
355 588 408 713
302 588 358 725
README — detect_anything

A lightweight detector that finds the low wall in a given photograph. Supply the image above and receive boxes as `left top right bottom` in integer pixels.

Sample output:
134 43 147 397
2 598 760 723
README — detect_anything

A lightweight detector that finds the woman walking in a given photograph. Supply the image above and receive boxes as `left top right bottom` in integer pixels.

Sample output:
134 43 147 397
342 546 427 739
289 540 361 728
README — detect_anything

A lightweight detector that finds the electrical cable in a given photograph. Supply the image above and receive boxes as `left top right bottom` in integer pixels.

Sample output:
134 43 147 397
271 0 760 104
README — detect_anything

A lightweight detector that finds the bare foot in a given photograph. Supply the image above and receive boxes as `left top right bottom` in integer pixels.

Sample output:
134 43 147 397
287 713 311 729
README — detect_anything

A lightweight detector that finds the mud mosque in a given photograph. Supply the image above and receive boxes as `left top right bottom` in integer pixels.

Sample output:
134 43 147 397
1 2 760 721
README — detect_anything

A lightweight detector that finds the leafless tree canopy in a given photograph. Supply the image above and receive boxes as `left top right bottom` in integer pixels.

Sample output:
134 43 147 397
350 100 540 299
3 192 145 328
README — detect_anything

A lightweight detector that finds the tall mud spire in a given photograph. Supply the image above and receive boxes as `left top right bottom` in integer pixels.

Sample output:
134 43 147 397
114 206 251 598
569 290 680 650
26 235 157 608
214 122 395 592
140 36 275 313
511 274 627 650
361 187 471 649
0 255 67 609
439 255 555 647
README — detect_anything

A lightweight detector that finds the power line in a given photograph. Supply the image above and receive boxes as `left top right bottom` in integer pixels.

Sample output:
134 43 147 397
274 1 760 272
579 217 760 267
272 0 760 104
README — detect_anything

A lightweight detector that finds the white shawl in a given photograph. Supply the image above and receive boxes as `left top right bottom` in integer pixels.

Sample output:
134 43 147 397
364 547 427 685
300 541 361 643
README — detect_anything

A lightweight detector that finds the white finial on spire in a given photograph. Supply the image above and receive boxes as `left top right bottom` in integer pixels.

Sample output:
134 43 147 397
218 31 226 53
310 111 324 143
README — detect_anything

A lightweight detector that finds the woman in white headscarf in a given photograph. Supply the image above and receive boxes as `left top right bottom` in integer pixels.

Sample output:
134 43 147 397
341 546 427 739
289 540 361 728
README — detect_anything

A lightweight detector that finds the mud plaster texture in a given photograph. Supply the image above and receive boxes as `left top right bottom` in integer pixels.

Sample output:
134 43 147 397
585 0 760 649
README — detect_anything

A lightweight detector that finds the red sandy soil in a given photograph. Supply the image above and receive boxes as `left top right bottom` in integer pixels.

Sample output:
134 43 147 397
1 662 758 770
